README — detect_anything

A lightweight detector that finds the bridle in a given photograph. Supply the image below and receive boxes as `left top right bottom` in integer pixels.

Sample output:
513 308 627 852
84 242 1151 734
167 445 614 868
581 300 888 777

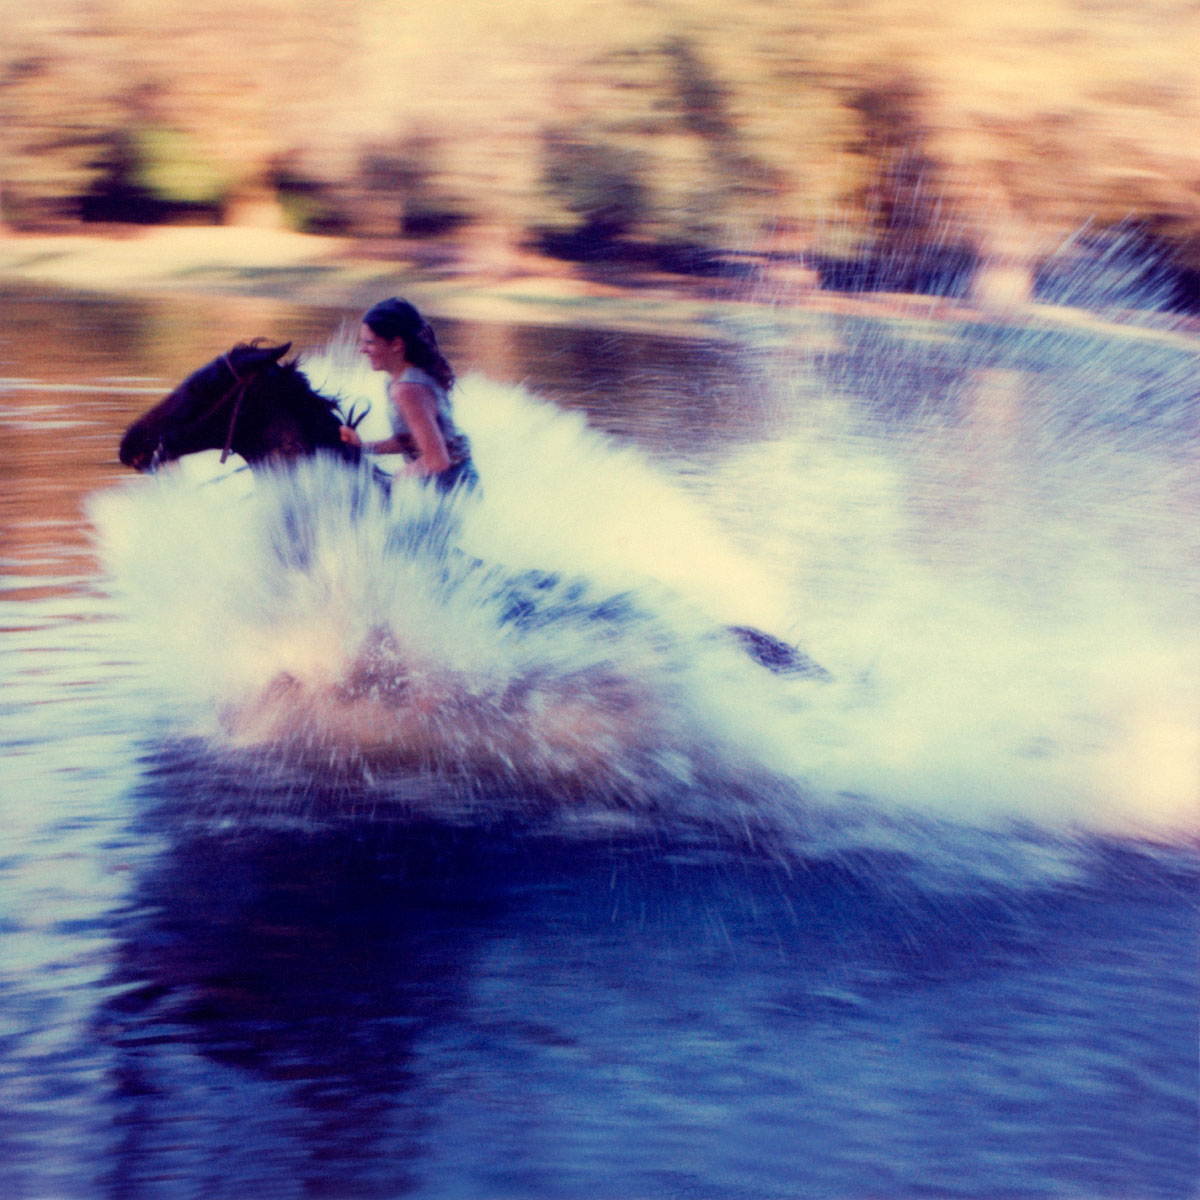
136 347 365 474
217 352 263 464
148 352 271 470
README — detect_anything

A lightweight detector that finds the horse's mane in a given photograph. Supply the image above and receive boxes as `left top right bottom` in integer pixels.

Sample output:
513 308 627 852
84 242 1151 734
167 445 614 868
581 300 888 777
229 341 345 448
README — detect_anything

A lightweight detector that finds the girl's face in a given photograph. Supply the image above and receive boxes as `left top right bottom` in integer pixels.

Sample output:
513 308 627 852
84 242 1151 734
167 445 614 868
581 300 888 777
358 324 407 372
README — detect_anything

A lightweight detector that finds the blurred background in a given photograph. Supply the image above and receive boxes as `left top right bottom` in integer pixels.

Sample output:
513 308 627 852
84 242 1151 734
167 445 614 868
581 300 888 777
2 10 1198 1198
3 0 1198 310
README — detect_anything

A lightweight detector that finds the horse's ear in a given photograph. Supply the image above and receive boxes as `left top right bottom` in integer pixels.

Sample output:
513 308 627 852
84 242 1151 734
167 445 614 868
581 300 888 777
230 340 293 367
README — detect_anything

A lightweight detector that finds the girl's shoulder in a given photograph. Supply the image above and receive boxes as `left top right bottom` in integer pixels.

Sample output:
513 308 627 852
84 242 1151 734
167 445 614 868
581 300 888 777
397 365 442 394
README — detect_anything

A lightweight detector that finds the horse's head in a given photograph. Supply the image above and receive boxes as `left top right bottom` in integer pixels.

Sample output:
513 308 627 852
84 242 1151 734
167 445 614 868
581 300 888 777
119 341 355 471
119 341 292 470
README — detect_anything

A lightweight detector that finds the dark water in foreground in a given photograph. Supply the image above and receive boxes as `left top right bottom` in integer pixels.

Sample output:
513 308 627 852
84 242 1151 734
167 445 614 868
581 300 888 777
1 285 1197 1198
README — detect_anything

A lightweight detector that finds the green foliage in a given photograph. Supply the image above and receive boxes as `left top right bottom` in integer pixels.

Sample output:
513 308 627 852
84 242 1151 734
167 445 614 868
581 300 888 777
540 129 650 238
275 190 332 236
130 127 232 206
270 168 352 236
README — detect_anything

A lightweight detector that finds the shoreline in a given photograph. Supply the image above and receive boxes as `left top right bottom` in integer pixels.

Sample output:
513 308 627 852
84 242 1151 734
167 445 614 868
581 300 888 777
2 224 1196 349
0 225 780 337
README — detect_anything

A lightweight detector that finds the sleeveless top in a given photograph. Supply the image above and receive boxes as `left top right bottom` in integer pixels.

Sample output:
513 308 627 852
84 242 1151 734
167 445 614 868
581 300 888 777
387 366 471 466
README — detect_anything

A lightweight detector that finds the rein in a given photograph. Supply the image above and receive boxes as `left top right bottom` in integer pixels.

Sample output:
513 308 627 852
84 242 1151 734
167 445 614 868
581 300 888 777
218 353 260 464
147 348 345 469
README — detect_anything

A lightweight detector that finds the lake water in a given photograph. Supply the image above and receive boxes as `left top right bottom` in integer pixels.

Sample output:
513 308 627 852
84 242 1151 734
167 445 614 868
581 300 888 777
1 282 1197 1199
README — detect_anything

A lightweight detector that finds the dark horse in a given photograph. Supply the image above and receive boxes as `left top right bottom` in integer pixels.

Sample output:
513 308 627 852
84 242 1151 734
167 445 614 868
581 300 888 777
119 341 361 472
118 341 828 680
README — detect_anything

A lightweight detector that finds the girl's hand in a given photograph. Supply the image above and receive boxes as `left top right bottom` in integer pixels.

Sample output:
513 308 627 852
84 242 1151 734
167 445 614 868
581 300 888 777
339 425 362 447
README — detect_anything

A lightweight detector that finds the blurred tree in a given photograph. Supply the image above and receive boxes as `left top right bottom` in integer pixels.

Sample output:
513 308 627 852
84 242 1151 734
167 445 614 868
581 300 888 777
534 38 787 271
268 153 353 236
833 71 977 295
0 51 118 227
82 125 232 223
847 70 966 258
1 0 1197 299
540 129 650 245
357 134 468 238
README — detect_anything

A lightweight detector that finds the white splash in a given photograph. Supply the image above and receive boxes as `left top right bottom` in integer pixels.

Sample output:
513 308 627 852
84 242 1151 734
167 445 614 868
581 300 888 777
91 323 1199 848
90 400 812 817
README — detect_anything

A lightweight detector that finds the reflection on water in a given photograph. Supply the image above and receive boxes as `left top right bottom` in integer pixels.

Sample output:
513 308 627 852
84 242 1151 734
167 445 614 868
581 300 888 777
0 287 761 582
1 283 1197 1198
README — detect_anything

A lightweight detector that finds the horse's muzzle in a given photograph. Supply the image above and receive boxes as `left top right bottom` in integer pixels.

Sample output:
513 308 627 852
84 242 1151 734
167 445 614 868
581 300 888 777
118 426 160 471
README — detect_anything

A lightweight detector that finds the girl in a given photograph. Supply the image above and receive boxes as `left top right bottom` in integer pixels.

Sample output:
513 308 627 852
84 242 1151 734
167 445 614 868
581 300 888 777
340 298 477 494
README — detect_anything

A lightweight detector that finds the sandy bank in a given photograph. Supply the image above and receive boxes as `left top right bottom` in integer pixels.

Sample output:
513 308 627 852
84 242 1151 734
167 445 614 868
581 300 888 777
0 225 771 338
2 225 1194 349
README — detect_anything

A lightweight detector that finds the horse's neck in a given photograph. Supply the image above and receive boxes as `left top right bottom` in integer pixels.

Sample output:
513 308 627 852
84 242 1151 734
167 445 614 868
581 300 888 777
257 416 311 459
240 388 341 462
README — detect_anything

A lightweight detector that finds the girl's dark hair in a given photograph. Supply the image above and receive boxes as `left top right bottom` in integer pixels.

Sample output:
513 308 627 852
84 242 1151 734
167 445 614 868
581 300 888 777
362 298 455 392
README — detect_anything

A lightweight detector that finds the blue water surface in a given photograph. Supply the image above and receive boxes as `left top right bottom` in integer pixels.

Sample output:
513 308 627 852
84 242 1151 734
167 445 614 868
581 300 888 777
1 284 1196 1199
